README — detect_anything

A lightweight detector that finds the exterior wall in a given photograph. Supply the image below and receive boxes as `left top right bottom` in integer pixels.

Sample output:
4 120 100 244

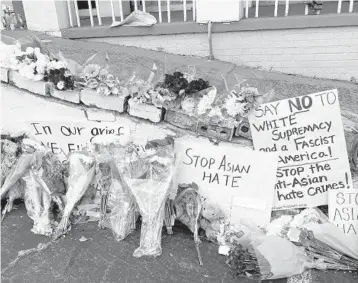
90 33 210 58
88 26 358 82
22 0 61 31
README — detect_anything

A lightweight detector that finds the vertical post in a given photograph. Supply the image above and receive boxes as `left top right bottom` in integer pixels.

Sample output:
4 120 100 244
337 0 342 13
255 0 259 18
134 0 138 10
143 0 146 12
183 0 187 21
167 0 171 23
118 0 124 21
95 0 102 25
274 0 279 17
110 0 116 22
305 4 308 15
349 0 354 13
285 0 289 16
245 0 249 18
66 0 73 27
158 0 162 23
88 0 94 26
74 0 81 27
193 0 196 21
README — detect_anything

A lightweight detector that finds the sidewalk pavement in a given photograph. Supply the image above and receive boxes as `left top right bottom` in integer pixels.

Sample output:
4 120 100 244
2 30 358 124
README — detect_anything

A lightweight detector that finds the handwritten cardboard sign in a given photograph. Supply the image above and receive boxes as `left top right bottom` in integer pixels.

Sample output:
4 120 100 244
329 189 358 237
249 89 353 210
174 137 277 226
28 121 131 161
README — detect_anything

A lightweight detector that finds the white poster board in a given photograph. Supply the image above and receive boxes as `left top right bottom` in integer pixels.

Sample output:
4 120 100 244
329 189 358 237
28 121 131 161
174 138 277 227
249 89 353 210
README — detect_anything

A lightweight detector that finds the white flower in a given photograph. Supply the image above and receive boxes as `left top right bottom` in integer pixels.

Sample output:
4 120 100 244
197 87 217 115
96 84 110 96
111 86 119 96
181 97 196 114
25 47 34 55
57 81 65 90
266 215 293 237
290 208 321 229
33 74 44 81
19 63 36 80
47 60 66 70
84 64 100 78
34 47 41 56
208 106 222 117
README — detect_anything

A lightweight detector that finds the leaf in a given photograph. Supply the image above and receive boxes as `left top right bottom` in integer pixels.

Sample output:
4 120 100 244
66 58 84 77
83 53 97 66
58 51 68 65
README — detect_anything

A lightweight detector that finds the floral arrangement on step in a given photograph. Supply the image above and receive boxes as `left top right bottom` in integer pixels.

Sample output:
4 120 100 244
128 65 210 109
155 68 210 109
66 52 128 97
0 40 75 91
82 63 128 96
180 75 274 126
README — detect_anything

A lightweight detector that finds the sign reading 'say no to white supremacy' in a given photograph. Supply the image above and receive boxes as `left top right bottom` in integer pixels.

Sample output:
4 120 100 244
249 89 353 210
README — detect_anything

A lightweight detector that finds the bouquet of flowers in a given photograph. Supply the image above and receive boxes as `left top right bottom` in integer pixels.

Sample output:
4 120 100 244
54 151 96 238
267 208 358 271
226 234 320 280
11 139 55 236
121 137 176 257
73 52 128 96
43 59 75 91
156 68 210 109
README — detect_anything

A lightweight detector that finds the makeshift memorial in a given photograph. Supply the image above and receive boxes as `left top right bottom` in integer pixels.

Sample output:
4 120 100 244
54 151 96 238
249 89 353 210
120 138 176 257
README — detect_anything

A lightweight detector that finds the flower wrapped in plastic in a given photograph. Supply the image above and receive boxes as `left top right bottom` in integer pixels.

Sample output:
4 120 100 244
19 139 54 236
121 138 176 257
226 234 323 280
266 208 358 271
54 151 96 238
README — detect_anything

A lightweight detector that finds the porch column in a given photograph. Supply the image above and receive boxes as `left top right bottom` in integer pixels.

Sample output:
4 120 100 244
22 0 72 32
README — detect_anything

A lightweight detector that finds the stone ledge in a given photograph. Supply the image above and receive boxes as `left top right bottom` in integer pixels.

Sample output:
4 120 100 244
48 83 80 104
80 89 128 113
127 99 164 123
9 70 49 97
1 67 256 141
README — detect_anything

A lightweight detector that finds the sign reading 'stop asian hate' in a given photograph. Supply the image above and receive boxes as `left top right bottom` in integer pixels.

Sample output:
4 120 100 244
174 138 278 226
249 89 353 210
